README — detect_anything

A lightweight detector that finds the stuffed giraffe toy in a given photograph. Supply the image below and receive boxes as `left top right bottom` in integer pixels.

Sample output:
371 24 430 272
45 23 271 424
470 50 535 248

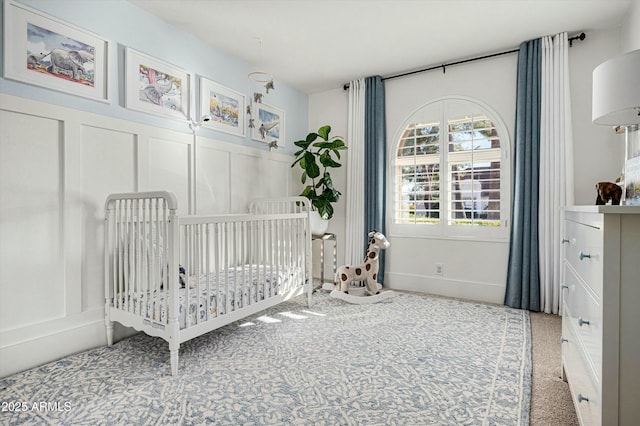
335 230 390 295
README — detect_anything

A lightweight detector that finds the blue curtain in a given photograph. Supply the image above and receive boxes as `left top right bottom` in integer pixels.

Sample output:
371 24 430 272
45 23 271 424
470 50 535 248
505 39 541 311
364 76 387 284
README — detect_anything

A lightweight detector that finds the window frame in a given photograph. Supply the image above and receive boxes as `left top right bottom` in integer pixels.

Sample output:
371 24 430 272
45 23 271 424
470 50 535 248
388 96 511 241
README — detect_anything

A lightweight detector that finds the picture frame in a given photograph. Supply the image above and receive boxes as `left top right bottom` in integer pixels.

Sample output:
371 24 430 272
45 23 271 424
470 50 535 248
199 77 246 137
250 102 285 147
3 0 110 103
125 48 191 121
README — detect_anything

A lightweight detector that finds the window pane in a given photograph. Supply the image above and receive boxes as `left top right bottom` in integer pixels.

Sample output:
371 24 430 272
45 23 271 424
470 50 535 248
448 159 501 226
393 99 506 233
395 120 441 224
395 161 440 224
448 114 499 152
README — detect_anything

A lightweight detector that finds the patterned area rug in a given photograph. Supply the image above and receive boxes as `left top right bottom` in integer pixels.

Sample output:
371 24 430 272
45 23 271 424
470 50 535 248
0 292 530 425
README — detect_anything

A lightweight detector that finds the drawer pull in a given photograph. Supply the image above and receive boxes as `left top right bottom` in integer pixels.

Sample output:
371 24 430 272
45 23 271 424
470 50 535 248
578 393 589 403
560 337 568 343
578 317 590 327
579 252 591 260
561 238 570 244
561 284 569 290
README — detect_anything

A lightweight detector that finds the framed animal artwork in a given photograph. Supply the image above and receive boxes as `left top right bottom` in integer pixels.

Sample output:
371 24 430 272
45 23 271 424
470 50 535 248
250 101 285 147
125 48 192 121
199 77 246 137
3 0 110 103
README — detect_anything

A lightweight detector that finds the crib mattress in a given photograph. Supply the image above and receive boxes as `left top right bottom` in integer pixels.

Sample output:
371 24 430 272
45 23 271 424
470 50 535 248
117 264 300 329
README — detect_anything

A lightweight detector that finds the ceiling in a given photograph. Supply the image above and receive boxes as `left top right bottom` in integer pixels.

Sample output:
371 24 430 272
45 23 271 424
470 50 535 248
129 0 632 94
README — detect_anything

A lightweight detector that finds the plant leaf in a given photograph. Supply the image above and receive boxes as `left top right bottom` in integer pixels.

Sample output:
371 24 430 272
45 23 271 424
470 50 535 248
313 141 335 149
317 202 333 220
319 151 341 168
317 125 331 140
300 185 316 200
331 139 346 149
294 139 312 150
304 151 320 178
322 171 333 189
306 132 319 144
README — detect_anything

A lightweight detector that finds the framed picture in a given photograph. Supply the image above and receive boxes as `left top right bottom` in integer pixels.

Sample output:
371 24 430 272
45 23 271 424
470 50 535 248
3 0 110 102
251 102 285 147
125 48 191 121
199 77 246 136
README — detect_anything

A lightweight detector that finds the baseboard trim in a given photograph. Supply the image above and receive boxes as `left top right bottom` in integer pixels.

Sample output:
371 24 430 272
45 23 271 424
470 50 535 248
0 318 106 378
385 271 505 305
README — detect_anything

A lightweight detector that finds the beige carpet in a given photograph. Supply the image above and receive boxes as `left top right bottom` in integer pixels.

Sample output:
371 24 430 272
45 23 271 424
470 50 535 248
529 312 579 425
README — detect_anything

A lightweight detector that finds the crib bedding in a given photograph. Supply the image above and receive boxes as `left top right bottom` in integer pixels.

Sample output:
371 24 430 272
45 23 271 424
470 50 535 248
119 264 299 329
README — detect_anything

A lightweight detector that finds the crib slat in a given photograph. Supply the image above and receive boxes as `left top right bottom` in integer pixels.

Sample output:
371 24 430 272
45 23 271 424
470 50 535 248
214 222 220 317
204 223 210 321
158 199 166 324
197 222 203 325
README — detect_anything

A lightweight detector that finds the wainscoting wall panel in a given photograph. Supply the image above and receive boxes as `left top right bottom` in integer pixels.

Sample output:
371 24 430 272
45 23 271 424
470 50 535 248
0 109 64 330
197 141 231 214
0 94 293 377
230 151 292 212
147 136 192 215
79 126 137 312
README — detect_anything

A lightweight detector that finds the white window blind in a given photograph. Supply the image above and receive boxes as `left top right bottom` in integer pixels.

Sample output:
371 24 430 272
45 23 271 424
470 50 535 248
392 98 509 239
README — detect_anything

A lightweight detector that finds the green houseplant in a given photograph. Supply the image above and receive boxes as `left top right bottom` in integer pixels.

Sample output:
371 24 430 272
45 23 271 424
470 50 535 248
291 125 347 221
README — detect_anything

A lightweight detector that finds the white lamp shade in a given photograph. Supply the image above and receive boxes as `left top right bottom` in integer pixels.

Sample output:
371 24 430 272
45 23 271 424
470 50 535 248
592 49 640 126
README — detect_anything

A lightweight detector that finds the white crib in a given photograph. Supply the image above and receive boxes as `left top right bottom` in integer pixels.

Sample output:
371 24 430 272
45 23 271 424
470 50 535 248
104 191 311 375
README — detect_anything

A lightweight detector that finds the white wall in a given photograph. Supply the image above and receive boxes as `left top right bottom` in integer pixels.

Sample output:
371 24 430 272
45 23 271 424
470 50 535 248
307 88 349 279
384 55 515 303
621 0 640 52
309 28 626 305
570 28 625 204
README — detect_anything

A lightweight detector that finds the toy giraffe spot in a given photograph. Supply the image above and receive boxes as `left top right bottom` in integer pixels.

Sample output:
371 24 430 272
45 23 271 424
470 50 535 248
341 273 348 281
368 252 376 259
356 268 362 275
366 263 371 271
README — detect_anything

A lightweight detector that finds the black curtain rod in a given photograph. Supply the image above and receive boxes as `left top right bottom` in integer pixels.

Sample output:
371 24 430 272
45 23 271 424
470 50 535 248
343 32 586 90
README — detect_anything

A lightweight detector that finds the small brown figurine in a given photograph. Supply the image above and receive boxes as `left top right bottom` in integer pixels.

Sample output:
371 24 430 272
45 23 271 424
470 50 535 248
595 182 622 205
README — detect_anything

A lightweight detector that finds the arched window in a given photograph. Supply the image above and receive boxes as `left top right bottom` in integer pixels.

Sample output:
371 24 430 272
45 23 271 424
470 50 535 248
391 97 510 239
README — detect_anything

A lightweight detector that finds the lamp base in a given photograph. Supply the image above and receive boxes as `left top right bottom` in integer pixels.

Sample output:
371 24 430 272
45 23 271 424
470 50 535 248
620 125 640 205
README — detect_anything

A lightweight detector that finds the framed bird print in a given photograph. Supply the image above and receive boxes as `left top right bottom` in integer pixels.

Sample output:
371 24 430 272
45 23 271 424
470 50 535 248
3 0 110 102
125 48 191 121
250 101 285 147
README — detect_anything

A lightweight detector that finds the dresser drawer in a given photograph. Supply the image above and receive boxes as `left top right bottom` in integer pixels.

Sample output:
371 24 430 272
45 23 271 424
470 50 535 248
562 315 601 426
564 219 603 297
563 265 602 378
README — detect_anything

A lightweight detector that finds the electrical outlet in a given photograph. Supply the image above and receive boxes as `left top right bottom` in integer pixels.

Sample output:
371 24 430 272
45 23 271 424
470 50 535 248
435 263 444 275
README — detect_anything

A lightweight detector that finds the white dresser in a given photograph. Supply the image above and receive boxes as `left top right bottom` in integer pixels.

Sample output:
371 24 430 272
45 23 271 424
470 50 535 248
561 206 640 425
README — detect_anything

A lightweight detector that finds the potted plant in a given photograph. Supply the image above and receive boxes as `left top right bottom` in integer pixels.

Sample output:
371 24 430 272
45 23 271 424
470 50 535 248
291 125 347 233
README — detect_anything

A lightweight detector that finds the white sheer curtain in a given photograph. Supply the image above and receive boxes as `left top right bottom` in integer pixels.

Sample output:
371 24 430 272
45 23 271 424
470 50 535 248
345 79 366 264
539 32 574 314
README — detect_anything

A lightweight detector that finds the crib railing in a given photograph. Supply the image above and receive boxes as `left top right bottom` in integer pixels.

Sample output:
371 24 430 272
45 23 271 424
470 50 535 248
178 212 309 326
104 193 311 334
104 192 177 332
